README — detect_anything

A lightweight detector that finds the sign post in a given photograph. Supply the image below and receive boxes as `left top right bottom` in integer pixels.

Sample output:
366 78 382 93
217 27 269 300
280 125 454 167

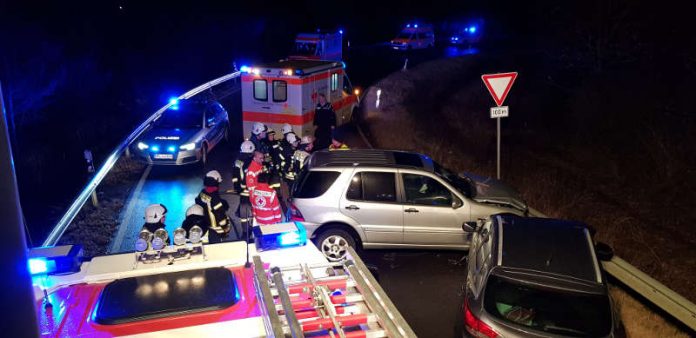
482 72 517 179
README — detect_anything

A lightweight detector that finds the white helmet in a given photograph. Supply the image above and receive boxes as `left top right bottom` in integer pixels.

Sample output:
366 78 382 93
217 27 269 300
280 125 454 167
281 123 293 134
300 135 314 145
205 170 222 183
252 122 266 135
186 204 205 217
145 204 167 223
240 140 255 154
286 132 298 144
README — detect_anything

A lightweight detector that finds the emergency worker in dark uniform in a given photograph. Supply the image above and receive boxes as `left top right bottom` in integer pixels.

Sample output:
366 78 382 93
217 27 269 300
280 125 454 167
181 204 222 243
250 122 269 157
232 140 255 240
195 170 231 241
313 93 336 150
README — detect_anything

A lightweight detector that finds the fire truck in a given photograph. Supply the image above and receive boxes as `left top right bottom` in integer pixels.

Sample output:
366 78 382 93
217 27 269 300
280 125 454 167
240 59 360 139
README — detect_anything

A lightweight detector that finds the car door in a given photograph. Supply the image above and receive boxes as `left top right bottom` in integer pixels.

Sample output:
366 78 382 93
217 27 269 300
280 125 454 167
467 219 494 298
205 105 225 147
339 169 403 244
400 171 469 246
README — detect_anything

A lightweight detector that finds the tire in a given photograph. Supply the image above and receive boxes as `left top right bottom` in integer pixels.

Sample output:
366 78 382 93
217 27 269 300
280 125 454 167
314 228 357 262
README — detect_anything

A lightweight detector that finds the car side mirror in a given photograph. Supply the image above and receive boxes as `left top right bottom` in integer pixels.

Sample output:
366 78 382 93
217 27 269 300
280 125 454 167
462 222 477 233
595 242 614 261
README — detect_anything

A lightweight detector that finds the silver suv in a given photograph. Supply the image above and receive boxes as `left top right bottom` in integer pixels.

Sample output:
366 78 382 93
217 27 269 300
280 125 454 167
289 149 530 261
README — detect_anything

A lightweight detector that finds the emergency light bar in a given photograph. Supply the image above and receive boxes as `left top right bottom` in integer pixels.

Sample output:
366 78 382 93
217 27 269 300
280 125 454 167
28 245 83 275
253 222 307 251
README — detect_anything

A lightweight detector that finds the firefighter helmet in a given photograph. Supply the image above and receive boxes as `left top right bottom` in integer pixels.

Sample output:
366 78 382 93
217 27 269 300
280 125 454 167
240 140 255 153
281 123 293 134
145 204 167 223
252 122 266 135
186 204 205 217
205 170 223 183
286 132 298 144
301 135 315 145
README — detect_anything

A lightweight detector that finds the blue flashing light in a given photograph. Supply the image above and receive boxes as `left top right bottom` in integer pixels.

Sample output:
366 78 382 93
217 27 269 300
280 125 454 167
339 29 344 34
414 24 418 28
254 222 308 251
464 27 469 32
240 65 251 73
151 145 160 153
406 24 411 28
29 258 49 275
169 97 179 105
167 145 176 153
469 26 477 34
341 61 347 69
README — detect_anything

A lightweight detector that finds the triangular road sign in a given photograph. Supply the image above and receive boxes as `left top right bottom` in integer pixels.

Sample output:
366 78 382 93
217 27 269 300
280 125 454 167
482 72 518 107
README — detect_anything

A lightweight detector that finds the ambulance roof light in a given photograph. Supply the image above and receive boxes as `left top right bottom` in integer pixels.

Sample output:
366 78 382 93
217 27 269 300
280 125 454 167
239 65 251 73
469 26 477 33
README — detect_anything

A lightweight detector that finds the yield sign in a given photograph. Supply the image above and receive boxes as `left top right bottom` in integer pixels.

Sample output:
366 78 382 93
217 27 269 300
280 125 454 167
481 72 518 107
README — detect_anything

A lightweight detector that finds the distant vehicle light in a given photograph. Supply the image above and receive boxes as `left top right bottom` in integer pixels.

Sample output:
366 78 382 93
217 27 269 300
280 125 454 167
252 68 261 75
151 145 160 152
406 24 411 28
180 143 195 151
167 145 176 153
464 27 469 32
414 24 418 28
239 65 251 73
469 26 477 33
354 88 361 96
339 29 344 34
137 142 149 150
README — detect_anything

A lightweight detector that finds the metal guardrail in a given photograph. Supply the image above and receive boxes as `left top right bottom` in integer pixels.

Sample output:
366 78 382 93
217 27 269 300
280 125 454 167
42 71 241 246
527 207 696 331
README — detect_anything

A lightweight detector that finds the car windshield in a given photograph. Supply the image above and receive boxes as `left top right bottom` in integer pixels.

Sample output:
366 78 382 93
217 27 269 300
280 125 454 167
433 162 474 197
156 102 204 128
483 275 612 337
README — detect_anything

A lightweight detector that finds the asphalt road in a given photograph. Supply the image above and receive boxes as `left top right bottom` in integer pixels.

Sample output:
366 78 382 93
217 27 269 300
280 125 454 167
110 43 475 336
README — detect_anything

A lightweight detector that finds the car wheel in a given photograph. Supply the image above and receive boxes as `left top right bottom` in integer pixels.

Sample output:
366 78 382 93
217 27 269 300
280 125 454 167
315 228 356 262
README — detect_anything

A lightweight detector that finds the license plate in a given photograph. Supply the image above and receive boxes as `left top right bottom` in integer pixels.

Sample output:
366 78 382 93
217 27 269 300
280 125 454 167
154 154 173 159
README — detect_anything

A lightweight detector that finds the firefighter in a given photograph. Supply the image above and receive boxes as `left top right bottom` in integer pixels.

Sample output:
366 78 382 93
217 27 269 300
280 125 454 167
250 122 269 156
280 132 299 182
232 140 255 241
281 123 294 138
142 203 168 234
250 172 282 225
181 204 219 244
265 127 282 174
195 170 232 241
329 130 349 151
313 93 336 150
292 135 314 177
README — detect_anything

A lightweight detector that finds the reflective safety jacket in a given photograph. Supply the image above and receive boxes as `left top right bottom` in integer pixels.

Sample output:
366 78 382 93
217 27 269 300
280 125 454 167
250 183 282 225
329 143 349 151
195 190 231 235
232 157 252 196
246 160 264 193
291 150 311 178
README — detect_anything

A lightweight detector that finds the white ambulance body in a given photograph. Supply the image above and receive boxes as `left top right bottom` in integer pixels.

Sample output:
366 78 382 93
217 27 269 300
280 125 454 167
241 59 359 139
291 32 343 61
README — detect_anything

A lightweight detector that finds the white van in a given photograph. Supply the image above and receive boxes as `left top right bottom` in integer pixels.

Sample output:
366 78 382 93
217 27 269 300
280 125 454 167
390 24 435 50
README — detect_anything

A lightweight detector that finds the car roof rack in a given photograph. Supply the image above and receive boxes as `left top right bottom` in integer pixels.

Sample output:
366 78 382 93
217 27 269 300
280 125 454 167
309 149 430 171
252 246 417 338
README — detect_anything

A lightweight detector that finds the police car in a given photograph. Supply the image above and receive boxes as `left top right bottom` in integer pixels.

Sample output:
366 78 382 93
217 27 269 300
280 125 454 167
133 99 229 166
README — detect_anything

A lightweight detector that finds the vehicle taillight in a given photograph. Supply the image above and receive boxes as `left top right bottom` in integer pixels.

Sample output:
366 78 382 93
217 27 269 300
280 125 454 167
289 201 305 222
463 299 498 338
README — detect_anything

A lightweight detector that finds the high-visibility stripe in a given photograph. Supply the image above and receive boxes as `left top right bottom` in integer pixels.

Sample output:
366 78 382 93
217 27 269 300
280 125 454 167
213 203 223 210
242 94 357 125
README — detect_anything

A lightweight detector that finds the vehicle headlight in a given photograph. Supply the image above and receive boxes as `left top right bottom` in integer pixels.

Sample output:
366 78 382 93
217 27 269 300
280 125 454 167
180 142 196 151
137 142 149 150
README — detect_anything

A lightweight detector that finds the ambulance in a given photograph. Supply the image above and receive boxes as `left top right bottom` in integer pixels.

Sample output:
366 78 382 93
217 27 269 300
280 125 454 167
390 23 435 50
290 31 343 61
240 60 360 139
